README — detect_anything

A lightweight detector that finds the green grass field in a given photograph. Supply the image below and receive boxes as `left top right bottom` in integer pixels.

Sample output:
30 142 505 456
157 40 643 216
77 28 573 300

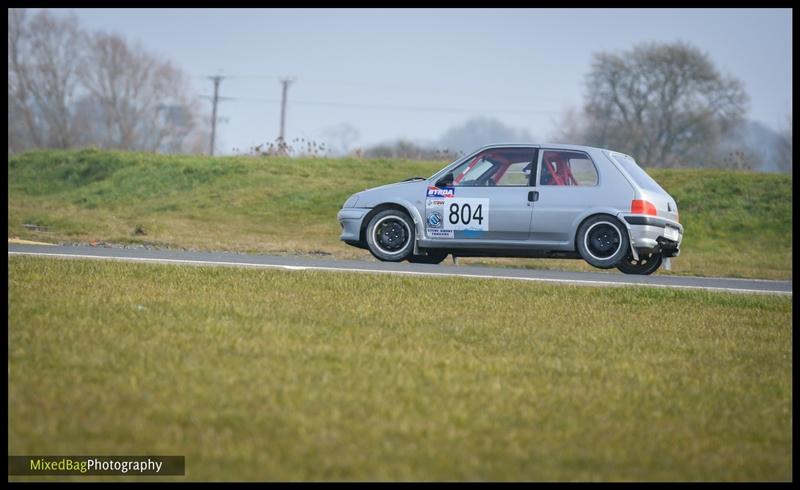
7 149 792 279
8 256 792 481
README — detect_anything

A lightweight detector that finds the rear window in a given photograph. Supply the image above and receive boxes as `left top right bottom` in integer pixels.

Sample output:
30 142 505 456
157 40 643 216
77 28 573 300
609 153 665 193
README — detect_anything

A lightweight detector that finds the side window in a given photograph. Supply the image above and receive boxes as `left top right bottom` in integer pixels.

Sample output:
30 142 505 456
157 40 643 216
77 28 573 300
539 150 598 186
495 161 531 186
450 147 536 187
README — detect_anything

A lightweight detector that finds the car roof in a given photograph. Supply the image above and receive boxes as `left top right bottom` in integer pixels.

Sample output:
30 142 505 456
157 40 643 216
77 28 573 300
474 142 619 154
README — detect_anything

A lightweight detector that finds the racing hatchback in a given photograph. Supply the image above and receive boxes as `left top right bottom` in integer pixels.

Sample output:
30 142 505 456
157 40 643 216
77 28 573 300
337 144 683 275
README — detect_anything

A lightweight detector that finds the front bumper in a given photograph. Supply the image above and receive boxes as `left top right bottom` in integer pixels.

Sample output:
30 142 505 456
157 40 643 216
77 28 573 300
620 214 683 257
337 207 370 244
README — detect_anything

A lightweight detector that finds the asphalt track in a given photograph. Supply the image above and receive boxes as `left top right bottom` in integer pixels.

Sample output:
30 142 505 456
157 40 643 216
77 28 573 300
8 243 792 296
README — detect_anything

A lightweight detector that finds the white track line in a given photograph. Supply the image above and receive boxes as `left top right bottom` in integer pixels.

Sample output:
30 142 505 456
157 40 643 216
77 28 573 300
8 251 791 296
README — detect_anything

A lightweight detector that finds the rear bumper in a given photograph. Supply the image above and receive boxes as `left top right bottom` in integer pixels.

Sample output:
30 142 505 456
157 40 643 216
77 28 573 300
337 208 370 244
619 214 683 257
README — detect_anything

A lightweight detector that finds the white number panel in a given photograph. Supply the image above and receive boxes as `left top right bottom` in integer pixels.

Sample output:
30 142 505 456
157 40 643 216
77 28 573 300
442 198 490 231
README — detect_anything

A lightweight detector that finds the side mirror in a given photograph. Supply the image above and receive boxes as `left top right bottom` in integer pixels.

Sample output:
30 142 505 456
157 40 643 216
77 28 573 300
435 173 454 187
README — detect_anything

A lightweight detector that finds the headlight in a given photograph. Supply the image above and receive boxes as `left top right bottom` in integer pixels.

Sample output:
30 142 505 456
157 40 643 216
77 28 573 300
343 195 359 208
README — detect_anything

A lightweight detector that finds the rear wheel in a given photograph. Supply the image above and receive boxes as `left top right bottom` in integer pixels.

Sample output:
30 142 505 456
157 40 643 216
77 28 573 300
408 250 448 264
616 251 663 275
365 209 415 262
576 215 629 269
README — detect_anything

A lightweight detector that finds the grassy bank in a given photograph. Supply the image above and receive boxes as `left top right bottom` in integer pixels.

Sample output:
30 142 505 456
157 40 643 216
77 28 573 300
8 256 792 481
7 149 792 279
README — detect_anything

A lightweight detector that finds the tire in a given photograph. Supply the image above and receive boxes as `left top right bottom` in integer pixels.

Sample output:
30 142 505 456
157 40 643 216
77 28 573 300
576 215 629 269
408 250 448 264
365 209 415 262
616 251 663 275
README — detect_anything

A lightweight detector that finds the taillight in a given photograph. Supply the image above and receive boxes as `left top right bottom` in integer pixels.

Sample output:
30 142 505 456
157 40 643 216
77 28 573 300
631 199 657 216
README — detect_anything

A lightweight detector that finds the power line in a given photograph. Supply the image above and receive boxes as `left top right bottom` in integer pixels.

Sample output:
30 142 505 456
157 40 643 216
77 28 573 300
193 74 559 98
193 74 277 80
289 99 561 116
198 94 561 116
194 74 562 117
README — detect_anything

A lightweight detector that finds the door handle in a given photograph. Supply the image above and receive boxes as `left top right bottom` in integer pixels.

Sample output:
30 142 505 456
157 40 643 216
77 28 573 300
528 191 539 202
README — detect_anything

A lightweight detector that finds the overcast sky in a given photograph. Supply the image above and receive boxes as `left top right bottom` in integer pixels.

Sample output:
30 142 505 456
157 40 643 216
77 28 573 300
45 8 792 155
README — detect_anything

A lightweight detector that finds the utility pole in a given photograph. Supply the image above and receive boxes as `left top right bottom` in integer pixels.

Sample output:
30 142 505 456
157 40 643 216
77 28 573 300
208 75 225 156
278 77 295 142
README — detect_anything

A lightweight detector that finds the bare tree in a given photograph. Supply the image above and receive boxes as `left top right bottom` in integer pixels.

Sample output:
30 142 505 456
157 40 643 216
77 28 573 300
8 9 85 151
8 8 206 155
581 41 749 167
8 9 37 152
78 31 198 152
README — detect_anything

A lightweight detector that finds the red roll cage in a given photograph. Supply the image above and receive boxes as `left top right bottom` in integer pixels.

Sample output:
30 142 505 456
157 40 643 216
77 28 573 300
453 149 579 187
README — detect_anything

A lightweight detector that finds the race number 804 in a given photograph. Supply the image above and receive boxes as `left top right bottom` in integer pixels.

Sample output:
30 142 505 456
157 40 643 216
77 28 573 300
442 198 490 231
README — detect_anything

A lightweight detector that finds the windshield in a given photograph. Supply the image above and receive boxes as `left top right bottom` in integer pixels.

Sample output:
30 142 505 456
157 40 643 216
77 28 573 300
609 153 665 193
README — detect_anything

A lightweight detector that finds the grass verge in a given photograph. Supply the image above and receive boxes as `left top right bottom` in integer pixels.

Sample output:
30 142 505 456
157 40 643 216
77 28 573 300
8 256 792 481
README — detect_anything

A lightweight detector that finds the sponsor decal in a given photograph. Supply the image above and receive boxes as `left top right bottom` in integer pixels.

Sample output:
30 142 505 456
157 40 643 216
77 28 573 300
428 229 454 239
427 212 442 228
462 229 484 238
426 199 446 207
426 186 455 198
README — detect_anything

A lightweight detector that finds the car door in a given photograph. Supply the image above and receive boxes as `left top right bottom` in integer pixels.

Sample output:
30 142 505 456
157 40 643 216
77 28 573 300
424 147 538 242
531 148 603 245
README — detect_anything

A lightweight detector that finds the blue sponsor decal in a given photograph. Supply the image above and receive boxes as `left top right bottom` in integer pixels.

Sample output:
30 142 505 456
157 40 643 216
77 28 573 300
426 186 455 198
462 229 484 238
427 212 442 228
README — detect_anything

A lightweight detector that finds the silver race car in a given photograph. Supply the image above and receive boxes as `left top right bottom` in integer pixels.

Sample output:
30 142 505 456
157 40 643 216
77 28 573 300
337 144 682 275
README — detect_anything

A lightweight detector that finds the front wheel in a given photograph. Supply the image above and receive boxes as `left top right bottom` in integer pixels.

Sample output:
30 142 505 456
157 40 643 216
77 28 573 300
616 251 663 275
408 250 448 264
365 209 415 262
